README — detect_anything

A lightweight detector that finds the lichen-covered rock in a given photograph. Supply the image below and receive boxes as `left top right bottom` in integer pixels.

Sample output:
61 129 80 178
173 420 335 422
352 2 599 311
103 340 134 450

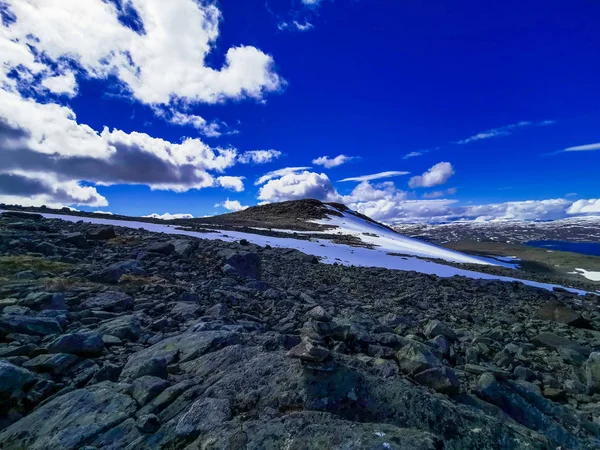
0 382 137 450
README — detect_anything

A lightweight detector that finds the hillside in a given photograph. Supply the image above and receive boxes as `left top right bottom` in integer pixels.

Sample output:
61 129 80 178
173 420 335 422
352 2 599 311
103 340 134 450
1 210 600 448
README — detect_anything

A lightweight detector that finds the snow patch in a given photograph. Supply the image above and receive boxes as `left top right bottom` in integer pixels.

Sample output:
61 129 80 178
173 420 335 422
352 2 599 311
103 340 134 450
3 211 589 295
573 268 600 282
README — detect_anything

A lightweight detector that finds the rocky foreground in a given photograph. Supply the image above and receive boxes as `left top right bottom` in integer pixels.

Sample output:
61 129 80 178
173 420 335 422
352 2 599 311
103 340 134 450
1 211 600 449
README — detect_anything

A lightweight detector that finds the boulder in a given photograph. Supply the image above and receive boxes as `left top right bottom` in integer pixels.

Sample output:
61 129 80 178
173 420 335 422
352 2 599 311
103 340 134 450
131 376 170 405
424 320 457 341
307 306 332 322
395 343 442 375
82 291 133 312
96 315 141 342
223 252 261 279
175 397 231 439
536 302 590 328
90 260 145 284
47 332 104 356
0 360 36 400
0 315 62 336
585 352 600 394
87 227 116 240
23 353 80 374
414 366 460 394
145 242 174 255
62 232 90 249
531 332 591 356
20 292 66 310
0 382 137 450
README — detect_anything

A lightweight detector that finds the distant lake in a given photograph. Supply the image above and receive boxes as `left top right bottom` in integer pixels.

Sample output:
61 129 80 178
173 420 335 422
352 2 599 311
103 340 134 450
526 240 600 257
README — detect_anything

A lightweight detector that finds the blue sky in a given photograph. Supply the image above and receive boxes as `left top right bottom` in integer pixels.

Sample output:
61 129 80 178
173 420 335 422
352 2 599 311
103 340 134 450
0 0 599 222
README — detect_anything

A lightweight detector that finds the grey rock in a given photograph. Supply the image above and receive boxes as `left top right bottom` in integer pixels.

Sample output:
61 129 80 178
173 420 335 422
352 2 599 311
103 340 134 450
82 291 133 312
136 414 160 433
90 260 145 284
531 332 591 356
536 301 590 328
87 227 116 240
585 352 600 394
0 315 62 336
47 332 104 356
205 303 228 317
224 252 261 279
424 319 457 341
63 232 90 249
169 239 197 257
20 292 66 310
395 343 442 375
414 366 460 394
0 360 36 400
131 376 170 405
175 397 231 439
146 242 174 255
288 340 330 362
307 305 332 322
475 373 578 448
120 330 240 381
23 353 80 374
91 363 122 384
124 357 168 380
0 382 137 450
96 315 141 341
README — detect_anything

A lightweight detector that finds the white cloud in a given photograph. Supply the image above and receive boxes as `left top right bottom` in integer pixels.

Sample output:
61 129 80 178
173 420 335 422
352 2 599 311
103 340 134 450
312 154 355 168
403 151 423 159
238 150 282 164
563 142 600 152
0 88 244 205
215 199 249 212
339 171 410 183
41 71 78 97
458 199 572 222
302 0 322 5
409 162 454 188
278 21 314 32
255 166 311 185
166 111 224 138
258 171 342 203
456 120 555 144
217 176 245 192
143 212 194 220
567 199 600 214
2 0 283 105
93 211 113 215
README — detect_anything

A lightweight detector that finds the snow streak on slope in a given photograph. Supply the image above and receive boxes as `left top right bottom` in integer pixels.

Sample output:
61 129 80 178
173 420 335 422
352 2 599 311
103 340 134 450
311 210 497 265
23 212 589 295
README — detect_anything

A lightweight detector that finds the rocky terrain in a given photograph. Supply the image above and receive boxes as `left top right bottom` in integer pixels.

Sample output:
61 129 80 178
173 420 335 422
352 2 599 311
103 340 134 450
1 210 600 449
394 216 600 245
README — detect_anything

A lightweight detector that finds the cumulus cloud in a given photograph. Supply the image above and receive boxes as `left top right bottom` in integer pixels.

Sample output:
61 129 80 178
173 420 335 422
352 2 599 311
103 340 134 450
0 89 243 205
250 168 600 224
456 120 555 145
1 0 283 105
216 176 245 192
562 142 600 152
339 171 410 183
258 171 342 203
157 110 227 138
409 162 454 188
422 188 457 199
41 71 78 97
215 199 249 212
238 150 282 164
143 212 194 220
255 167 311 185
567 199 600 214
312 154 355 168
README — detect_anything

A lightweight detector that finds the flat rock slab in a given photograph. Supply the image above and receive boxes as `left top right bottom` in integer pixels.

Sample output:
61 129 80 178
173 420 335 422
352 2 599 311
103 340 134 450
0 382 137 450
81 291 133 312
0 315 62 336
532 332 592 356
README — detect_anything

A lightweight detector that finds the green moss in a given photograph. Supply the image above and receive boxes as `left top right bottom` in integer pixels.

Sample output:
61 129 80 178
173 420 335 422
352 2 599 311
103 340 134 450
0 255 72 276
